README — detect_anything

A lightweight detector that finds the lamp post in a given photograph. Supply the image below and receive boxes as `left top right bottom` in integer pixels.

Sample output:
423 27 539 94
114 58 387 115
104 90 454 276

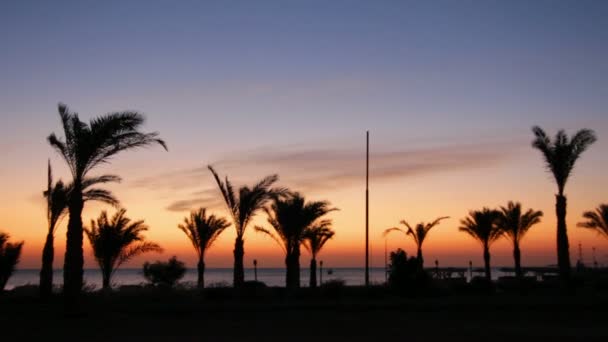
384 235 388 283
365 130 370 287
320 260 323 286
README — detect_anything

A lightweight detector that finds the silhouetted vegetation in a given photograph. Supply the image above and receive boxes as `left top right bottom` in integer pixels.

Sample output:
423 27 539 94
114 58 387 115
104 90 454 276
577 204 608 239
384 216 449 270
47 103 166 301
497 202 543 279
143 256 186 288
208 165 285 287
85 209 162 290
387 249 427 292
178 208 230 289
532 126 596 284
303 226 335 288
255 192 336 289
0 232 23 292
40 161 69 298
459 208 502 281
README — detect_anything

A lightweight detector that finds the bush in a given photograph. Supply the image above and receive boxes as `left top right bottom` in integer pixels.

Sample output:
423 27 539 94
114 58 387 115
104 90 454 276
387 249 429 293
143 256 186 288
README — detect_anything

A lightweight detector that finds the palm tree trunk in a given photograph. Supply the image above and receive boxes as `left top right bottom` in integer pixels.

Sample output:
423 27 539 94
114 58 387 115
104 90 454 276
197 258 205 290
556 194 571 283
309 258 317 288
513 241 522 279
233 236 245 287
416 246 424 271
102 259 113 291
285 251 300 289
102 272 110 291
64 188 84 302
39 232 54 298
293 246 300 288
483 244 492 281
284 254 291 288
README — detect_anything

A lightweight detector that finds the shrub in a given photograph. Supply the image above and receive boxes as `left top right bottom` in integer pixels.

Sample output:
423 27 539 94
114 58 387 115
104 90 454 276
143 256 186 287
0 232 24 292
388 248 428 293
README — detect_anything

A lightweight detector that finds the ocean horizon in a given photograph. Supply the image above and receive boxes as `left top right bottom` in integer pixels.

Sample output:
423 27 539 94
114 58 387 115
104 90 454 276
6 266 527 290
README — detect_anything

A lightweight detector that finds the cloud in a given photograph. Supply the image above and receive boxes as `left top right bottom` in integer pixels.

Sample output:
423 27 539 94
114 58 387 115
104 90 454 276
131 139 519 212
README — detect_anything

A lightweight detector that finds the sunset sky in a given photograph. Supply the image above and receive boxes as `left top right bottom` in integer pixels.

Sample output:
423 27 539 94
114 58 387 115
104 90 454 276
1 1 607 271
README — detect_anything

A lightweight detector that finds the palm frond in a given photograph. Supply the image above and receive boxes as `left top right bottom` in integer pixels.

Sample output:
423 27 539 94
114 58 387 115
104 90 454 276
577 204 608 238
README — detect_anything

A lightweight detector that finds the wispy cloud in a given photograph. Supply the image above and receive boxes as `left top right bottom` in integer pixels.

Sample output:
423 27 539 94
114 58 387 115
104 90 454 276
132 140 519 212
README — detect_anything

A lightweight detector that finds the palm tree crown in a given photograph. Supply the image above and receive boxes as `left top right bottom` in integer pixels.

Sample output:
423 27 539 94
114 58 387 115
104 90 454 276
303 226 335 259
578 204 608 239
497 202 543 244
85 209 162 289
208 166 284 238
256 192 336 256
459 209 502 246
531 126 596 195
45 161 70 235
48 104 167 182
178 208 231 258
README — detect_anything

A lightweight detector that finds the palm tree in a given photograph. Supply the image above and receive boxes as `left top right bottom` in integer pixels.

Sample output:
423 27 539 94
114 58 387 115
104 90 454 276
383 216 449 270
178 208 230 289
459 208 502 281
255 192 336 289
303 225 335 288
208 165 285 287
577 204 608 239
0 232 24 292
40 161 69 297
85 209 162 290
496 202 543 279
48 103 166 298
532 126 596 282
40 161 121 297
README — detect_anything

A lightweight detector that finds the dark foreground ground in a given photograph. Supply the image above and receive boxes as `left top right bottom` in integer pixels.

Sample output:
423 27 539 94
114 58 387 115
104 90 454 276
1 286 607 342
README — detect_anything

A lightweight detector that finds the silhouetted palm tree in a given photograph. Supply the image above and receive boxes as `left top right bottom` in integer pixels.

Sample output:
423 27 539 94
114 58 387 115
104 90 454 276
208 165 285 287
0 232 24 292
577 204 608 239
303 225 335 288
85 209 162 290
40 161 120 297
459 208 502 281
48 103 166 299
383 216 449 270
40 161 69 297
255 192 336 289
178 208 230 289
496 202 543 279
532 126 596 282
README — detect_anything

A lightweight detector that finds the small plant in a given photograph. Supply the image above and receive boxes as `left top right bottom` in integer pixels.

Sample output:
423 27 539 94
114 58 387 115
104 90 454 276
143 256 186 288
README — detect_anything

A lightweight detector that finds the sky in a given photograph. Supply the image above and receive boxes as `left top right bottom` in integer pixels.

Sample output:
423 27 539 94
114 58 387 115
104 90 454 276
1 0 607 270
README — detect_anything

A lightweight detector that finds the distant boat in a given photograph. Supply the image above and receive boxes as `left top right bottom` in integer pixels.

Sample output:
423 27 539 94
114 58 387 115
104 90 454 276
327 269 334 275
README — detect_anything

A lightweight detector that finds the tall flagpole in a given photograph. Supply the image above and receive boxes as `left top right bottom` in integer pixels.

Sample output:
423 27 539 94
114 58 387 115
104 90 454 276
365 130 370 287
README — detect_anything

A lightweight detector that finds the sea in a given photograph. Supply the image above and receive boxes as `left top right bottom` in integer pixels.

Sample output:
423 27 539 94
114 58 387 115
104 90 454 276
5 267 518 290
